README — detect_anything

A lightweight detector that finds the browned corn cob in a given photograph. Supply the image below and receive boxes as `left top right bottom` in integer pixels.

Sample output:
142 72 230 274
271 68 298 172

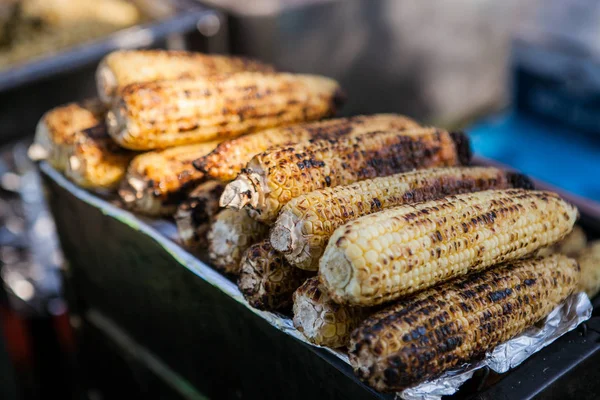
32 99 106 171
271 167 533 271
194 114 421 182
174 181 225 250
106 72 343 150
238 240 314 311
576 240 600 298
293 277 368 348
65 123 135 190
349 254 580 392
96 49 275 103
221 128 470 223
208 209 269 275
119 141 220 216
320 189 578 306
538 225 587 257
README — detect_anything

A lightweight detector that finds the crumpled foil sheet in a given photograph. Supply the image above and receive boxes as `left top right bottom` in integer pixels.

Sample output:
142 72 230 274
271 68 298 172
400 292 592 400
40 164 594 400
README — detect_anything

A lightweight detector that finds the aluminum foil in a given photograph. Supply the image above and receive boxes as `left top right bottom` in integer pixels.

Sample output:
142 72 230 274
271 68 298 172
400 292 592 400
40 163 594 400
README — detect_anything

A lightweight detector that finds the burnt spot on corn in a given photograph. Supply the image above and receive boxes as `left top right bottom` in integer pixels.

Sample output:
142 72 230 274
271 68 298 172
506 171 535 190
449 131 472 166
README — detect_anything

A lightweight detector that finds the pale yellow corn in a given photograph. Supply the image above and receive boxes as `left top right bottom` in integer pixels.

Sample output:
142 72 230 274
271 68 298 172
96 49 274 103
538 225 587 257
576 240 600 299
195 114 420 182
271 167 534 270
106 72 343 150
208 209 269 275
320 189 578 306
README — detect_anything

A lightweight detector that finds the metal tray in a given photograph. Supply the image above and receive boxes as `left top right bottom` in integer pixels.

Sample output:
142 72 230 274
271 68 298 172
39 162 600 399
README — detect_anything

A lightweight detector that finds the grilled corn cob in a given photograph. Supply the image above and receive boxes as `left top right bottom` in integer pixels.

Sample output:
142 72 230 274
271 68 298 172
32 99 106 171
238 240 314 310
175 181 225 250
106 72 343 150
320 189 577 306
271 167 533 270
293 277 367 348
221 128 470 223
65 123 135 190
194 114 421 182
576 240 600 298
208 209 269 275
538 225 587 257
119 141 220 216
96 49 275 103
349 254 579 392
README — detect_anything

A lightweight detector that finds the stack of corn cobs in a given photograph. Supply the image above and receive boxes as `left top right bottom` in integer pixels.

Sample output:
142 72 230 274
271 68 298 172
32 49 600 393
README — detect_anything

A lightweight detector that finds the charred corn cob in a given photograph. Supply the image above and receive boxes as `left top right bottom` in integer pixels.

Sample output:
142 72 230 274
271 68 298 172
65 123 135 190
271 167 533 271
96 50 274 103
119 141 220 216
174 180 225 250
349 254 579 392
32 99 106 171
538 225 587 257
221 128 470 223
238 240 314 310
320 189 578 306
293 277 368 348
208 209 269 275
194 114 421 182
576 240 600 298
106 72 343 150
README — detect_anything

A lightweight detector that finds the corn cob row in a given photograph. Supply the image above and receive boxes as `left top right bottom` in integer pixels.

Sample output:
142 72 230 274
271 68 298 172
576 240 600 299
119 141 221 216
271 167 533 271
208 209 269 275
194 114 421 182
537 225 587 257
96 49 275 104
175 181 225 250
320 189 577 306
349 254 580 392
32 99 106 171
106 72 343 150
221 128 470 223
64 123 135 190
238 240 314 310
293 277 368 348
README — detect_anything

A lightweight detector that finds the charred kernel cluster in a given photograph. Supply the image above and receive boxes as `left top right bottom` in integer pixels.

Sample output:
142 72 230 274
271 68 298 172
238 240 314 310
33 99 106 171
576 240 600 298
208 209 269 275
106 72 343 150
194 114 421 182
349 254 580 392
221 128 470 223
118 141 221 216
270 166 533 271
96 49 275 104
292 277 367 348
175 181 226 250
65 123 135 191
319 189 578 306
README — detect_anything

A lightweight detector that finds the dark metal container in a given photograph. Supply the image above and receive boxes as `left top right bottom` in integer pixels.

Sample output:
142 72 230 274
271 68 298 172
38 161 600 399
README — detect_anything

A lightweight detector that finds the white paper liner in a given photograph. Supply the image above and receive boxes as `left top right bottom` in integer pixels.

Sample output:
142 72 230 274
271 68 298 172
400 292 592 400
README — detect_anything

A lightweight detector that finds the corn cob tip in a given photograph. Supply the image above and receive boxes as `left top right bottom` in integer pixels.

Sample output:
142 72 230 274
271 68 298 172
105 108 127 146
220 174 260 209
118 174 145 204
96 60 116 104
449 131 472 165
28 143 48 162
506 171 535 190
269 212 297 254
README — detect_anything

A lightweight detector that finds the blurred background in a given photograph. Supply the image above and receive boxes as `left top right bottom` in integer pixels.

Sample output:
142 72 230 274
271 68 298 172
0 0 599 398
